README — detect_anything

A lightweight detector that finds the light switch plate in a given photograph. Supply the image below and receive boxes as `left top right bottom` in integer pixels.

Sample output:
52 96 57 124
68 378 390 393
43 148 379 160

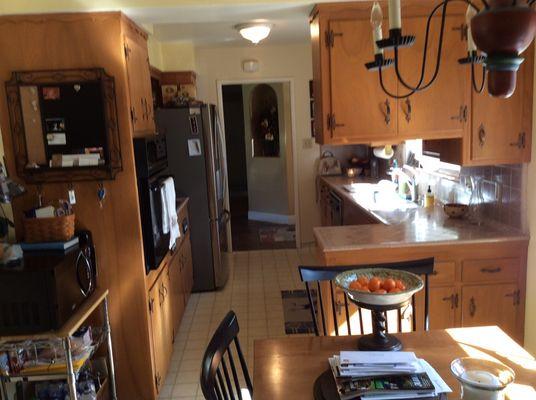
303 138 314 149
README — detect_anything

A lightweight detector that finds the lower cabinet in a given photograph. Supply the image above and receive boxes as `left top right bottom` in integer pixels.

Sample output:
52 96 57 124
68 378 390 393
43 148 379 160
148 230 194 395
461 284 521 339
428 286 459 330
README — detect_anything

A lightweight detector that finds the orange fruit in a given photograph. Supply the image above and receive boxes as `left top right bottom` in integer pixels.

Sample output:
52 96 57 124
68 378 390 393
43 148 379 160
368 277 382 292
349 280 362 290
360 286 371 292
389 287 402 293
358 276 369 287
374 289 387 294
395 279 406 291
382 278 396 292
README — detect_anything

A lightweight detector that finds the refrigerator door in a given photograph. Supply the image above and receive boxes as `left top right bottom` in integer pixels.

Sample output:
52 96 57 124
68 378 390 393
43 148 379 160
210 212 230 288
156 107 216 291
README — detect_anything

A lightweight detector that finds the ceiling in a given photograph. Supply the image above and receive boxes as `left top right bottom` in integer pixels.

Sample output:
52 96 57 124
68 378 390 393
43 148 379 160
128 3 316 46
0 1 352 47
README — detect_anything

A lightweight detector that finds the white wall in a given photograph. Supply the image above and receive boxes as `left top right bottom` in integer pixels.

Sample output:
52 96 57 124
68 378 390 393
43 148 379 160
525 49 536 354
195 43 320 244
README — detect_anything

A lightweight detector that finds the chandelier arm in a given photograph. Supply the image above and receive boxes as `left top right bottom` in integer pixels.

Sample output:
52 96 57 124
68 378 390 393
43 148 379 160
379 67 416 99
392 0 449 92
471 62 486 93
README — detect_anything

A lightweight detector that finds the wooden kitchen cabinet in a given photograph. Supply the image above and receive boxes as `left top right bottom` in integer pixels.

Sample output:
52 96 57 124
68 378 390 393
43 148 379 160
461 284 521 339
169 249 185 336
180 233 194 301
124 34 155 134
148 264 173 393
397 15 469 140
429 286 459 330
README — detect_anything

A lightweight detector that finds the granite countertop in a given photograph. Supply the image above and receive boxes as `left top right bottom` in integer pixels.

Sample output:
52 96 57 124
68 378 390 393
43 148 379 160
315 176 529 253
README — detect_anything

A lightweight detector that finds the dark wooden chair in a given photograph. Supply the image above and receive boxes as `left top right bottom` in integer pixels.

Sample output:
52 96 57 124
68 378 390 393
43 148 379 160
200 310 253 400
299 258 435 337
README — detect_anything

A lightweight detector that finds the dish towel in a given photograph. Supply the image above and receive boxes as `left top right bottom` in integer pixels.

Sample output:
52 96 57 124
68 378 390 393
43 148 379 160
160 177 180 249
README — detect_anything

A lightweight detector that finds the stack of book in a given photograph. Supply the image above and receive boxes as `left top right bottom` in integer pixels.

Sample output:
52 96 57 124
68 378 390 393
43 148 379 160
328 351 451 400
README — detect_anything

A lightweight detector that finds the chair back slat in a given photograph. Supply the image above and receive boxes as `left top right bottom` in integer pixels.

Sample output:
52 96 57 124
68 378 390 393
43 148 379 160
316 281 327 335
329 281 339 336
201 311 253 400
304 281 320 336
343 295 352 336
226 348 243 400
298 258 435 338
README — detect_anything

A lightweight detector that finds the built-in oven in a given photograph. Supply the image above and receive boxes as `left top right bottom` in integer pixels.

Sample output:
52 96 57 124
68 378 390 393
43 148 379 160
134 135 172 274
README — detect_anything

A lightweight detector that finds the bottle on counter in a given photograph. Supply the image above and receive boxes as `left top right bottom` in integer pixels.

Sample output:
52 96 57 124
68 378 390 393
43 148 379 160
424 185 435 208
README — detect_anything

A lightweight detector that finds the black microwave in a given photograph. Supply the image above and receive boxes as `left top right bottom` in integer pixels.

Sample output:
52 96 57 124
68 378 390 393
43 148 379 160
134 135 172 273
0 231 97 335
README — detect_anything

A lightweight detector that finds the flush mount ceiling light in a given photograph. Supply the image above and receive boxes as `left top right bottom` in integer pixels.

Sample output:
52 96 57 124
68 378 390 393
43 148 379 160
365 0 536 98
235 23 273 44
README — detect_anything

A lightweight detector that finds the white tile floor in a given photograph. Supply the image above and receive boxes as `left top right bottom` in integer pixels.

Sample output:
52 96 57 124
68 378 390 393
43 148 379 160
159 246 319 400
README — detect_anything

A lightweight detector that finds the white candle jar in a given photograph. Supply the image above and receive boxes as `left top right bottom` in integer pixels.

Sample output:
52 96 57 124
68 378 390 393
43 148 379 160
451 358 515 400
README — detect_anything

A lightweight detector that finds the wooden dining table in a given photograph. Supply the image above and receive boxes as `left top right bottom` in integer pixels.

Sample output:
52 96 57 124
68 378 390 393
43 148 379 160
253 326 536 400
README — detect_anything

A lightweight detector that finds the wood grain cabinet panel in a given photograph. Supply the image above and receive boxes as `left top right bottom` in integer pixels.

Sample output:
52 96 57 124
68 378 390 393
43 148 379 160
169 249 185 336
429 286 460 330
327 19 398 143
461 284 520 340
397 16 469 139
462 258 519 283
430 261 456 285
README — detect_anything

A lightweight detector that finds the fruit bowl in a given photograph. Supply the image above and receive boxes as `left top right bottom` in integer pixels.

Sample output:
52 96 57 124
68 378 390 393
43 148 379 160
443 203 469 219
335 268 424 307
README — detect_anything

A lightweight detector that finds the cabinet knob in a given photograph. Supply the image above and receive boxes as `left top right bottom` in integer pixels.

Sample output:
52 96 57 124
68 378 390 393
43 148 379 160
478 124 486 147
469 297 476 317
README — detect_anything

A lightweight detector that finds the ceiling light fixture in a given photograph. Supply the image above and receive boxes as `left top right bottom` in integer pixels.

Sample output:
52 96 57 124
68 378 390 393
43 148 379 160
236 23 273 44
365 0 536 98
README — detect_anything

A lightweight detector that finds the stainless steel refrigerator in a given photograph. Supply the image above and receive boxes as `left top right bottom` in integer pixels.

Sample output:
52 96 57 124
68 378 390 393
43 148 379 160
156 104 229 291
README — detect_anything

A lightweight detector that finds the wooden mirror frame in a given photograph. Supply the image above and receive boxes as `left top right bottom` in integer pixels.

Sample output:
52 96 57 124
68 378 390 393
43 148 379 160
5 68 122 183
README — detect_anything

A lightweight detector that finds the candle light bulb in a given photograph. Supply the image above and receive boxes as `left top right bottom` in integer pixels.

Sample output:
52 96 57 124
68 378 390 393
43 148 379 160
370 2 384 55
466 5 477 53
388 0 402 30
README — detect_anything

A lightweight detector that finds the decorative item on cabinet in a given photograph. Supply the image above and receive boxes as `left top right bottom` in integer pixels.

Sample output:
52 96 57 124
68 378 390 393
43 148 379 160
5 68 122 183
160 71 197 105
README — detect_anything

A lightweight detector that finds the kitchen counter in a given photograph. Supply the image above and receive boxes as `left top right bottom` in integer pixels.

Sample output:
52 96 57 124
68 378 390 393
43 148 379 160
315 176 528 255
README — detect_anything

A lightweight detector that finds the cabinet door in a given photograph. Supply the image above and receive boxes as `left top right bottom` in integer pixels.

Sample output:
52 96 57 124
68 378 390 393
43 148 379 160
470 47 533 164
328 19 397 143
429 286 459 330
124 35 154 133
169 250 185 335
461 284 520 338
397 16 469 139
181 234 194 300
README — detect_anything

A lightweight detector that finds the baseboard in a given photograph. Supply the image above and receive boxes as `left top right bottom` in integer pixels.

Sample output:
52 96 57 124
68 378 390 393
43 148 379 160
248 211 296 225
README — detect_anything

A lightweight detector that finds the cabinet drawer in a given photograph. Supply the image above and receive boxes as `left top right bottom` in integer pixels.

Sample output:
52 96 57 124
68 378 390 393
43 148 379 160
430 261 456 285
462 258 519 283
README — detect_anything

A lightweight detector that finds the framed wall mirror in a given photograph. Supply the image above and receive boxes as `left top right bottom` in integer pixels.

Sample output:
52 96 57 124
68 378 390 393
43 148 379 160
5 68 122 183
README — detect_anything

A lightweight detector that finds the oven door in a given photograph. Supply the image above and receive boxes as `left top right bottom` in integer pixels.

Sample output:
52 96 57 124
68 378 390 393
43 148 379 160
148 175 171 271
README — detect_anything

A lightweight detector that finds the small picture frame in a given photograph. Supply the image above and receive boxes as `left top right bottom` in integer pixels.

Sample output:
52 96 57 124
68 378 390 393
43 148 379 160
43 86 60 100
162 84 178 106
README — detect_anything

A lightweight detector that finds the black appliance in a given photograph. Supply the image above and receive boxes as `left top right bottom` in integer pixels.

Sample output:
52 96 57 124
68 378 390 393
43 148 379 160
157 105 229 291
134 135 172 273
0 231 97 335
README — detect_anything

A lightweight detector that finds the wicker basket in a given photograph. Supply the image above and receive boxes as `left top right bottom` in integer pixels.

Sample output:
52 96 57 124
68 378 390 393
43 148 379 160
23 214 75 243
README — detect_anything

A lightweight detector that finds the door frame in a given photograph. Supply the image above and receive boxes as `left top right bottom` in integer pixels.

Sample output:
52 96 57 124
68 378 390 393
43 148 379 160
216 78 301 250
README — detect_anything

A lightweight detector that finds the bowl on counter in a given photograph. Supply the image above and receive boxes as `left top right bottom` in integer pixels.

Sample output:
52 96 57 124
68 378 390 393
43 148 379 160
443 203 469 219
334 268 423 307
346 167 363 178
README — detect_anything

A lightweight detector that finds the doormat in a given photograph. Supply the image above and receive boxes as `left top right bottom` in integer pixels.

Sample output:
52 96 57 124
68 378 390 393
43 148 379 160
281 289 317 334
259 226 296 243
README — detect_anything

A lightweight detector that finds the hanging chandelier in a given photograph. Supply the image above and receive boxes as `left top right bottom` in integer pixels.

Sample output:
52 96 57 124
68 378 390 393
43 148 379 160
365 0 536 98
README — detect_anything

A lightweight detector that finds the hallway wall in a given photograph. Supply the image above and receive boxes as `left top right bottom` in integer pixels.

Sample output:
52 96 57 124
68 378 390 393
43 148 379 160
195 43 319 245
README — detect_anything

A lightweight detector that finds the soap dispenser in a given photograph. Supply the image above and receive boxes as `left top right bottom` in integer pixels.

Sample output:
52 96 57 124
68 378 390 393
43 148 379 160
424 185 435 208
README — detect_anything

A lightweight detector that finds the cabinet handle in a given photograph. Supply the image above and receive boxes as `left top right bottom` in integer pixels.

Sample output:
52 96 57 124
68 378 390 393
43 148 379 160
480 267 501 273
478 124 486 147
469 297 476 317
442 294 456 310
403 98 412 122
510 132 526 149
454 293 459 309
382 99 391 125
505 289 520 306
450 105 466 123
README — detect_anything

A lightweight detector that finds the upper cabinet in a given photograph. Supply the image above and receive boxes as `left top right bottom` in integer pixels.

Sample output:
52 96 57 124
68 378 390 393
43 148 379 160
124 26 155 135
396 16 469 139
327 19 398 143
311 2 533 165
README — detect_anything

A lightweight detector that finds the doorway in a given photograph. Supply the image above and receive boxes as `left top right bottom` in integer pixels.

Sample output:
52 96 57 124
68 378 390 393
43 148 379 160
220 81 297 251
